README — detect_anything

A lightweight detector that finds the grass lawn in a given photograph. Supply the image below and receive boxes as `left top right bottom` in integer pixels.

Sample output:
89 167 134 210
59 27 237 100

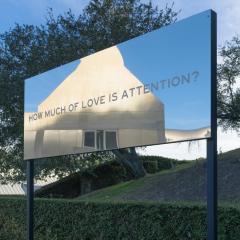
78 162 195 202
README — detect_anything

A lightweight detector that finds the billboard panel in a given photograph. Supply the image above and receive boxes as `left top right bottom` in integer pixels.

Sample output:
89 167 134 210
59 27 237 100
24 10 213 160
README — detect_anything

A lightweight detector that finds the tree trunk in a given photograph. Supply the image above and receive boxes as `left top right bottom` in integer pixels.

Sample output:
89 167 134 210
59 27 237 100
112 147 146 179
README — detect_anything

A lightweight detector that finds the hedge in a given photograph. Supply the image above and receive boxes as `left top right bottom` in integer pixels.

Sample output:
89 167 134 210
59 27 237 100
0 197 240 240
140 156 191 174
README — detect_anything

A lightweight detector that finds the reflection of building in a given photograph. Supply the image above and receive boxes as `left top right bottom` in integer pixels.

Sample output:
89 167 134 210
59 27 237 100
24 46 165 159
165 127 211 142
0 179 56 195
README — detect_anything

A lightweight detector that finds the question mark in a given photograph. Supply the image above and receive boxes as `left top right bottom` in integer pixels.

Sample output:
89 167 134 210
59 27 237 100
192 71 199 81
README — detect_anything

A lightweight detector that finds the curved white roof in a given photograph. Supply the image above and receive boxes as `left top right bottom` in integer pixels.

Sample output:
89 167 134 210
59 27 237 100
0 178 56 195
0 183 24 195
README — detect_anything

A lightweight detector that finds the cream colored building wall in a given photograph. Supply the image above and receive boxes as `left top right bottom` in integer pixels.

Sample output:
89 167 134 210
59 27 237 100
24 127 210 159
38 46 162 114
118 129 165 148
25 46 164 132
25 111 164 131
42 130 83 156
24 131 37 158
24 46 165 159
24 128 164 159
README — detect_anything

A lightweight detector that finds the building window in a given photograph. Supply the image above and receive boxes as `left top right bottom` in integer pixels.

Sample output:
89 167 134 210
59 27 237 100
83 130 118 150
84 131 95 148
105 131 117 149
96 130 104 150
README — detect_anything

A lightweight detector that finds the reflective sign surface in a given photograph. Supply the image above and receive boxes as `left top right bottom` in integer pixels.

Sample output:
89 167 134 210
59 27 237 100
24 10 212 160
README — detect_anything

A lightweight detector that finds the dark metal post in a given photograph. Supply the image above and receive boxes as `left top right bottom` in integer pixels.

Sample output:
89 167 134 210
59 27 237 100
27 160 34 240
207 10 217 240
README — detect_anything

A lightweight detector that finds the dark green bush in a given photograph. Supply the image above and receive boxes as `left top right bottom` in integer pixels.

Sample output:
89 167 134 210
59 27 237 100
35 157 192 198
35 161 133 198
143 160 158 173
141 156 173 172
0 197 240 239
140 156 190 173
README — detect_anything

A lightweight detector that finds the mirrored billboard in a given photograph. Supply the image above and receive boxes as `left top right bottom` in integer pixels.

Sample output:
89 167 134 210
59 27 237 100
24 10 213 160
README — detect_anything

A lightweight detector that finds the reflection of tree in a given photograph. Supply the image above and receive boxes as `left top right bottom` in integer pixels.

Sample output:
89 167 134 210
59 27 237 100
187 140 200 154
217 36 240 133
0 0 178 183
113 148 146 178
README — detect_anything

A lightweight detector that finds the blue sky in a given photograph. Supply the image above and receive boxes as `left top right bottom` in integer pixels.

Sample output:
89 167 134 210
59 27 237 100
0 0 239 46
0 0 89 33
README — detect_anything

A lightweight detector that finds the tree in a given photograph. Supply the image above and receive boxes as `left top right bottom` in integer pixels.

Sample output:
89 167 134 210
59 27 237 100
217 36 240 132
113 148 146 178
0 0 178 183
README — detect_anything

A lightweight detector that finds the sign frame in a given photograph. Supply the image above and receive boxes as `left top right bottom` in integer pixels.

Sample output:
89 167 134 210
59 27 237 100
24 10 213 161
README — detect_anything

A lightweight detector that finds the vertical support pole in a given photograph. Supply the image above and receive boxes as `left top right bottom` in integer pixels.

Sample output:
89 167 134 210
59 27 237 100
207 10 217 240
207 138 217 240
27 160 34 240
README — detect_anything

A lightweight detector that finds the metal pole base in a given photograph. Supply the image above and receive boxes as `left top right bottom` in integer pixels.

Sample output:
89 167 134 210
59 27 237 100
27 160 34 240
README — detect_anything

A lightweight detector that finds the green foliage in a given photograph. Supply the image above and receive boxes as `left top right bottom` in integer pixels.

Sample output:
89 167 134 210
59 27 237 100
217 36 240 132
1 197 240 239
0 0 178 183
141 156 190 173
35 157 192 199
35 161 133 198
78 162 194 202
218 148 240 162
143 160 158 173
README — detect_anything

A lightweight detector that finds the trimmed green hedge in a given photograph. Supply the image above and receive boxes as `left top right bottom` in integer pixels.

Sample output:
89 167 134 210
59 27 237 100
141 156 191 174
0 197 240 240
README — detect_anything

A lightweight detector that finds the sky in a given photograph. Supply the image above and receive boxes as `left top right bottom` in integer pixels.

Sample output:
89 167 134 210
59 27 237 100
1 0 240 159
0 0 239 46
0 0 89 32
